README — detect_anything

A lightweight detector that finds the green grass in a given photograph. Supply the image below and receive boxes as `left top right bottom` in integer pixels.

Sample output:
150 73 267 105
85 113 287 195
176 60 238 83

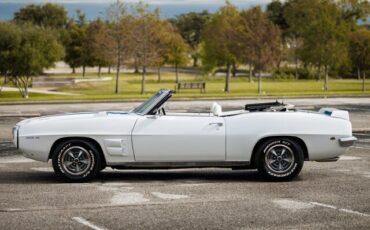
1 72 370 102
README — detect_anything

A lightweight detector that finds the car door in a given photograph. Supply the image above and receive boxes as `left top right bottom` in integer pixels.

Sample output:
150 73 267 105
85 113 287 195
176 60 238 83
131 115 226 162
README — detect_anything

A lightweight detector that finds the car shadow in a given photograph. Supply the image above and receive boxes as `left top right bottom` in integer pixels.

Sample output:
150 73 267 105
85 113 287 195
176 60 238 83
0 168 288 184
96 169 266 183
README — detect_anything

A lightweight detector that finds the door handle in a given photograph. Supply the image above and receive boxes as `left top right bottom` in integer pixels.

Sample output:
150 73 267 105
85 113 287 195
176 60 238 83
209 122 223 127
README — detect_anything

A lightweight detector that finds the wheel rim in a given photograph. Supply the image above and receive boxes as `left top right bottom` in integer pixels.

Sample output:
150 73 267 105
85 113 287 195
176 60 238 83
265 144 295 174
61 146 92 176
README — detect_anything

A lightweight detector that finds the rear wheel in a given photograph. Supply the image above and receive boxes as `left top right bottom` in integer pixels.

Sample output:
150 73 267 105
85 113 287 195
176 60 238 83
52 139 101 182
256 138 304 181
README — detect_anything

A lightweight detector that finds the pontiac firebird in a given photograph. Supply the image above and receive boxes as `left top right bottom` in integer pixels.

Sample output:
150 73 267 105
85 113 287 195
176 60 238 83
12 89 357 182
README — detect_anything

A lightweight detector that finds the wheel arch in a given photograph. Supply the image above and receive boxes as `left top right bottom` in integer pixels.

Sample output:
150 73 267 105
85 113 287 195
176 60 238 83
250 136 309 168
49 137 106 167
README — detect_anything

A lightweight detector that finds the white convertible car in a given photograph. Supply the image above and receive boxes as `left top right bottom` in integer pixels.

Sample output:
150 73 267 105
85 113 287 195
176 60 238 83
13 89 356 182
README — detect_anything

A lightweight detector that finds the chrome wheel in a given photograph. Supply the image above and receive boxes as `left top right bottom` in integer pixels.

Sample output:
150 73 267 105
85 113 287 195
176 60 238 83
61 146 92 176
265 144 295 174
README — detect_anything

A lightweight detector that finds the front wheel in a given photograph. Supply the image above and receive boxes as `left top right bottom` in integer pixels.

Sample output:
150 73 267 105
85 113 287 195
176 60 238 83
256 138 304 181
52 139 101 182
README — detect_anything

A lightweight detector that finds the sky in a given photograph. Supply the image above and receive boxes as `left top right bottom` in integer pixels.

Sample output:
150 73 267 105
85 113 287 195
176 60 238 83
0 0 272 19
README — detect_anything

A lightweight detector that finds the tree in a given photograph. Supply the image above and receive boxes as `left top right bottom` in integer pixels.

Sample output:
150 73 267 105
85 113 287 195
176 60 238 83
130 4 174 95
201 3 239 93
163 23 189 83
170 11 211 67
63 10 88 76
338 0 370 23
106 0 131 94
83 19 114 77
266 1 289 36
14 3 68 29
285 0 349 90
0 22 63 98
0 22 22 86
236 7 282 94
349 28 370 91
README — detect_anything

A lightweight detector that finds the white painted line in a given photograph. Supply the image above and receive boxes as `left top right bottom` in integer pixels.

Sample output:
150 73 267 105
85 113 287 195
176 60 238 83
309 202 337 209
72 217 107 230
30 167 53 172
310 202 370 217
352 146 370 150
339 156 362 161
339 208 370 217
151 192 189 200
110 192 149 205
0 156 35 163
273 199 314 211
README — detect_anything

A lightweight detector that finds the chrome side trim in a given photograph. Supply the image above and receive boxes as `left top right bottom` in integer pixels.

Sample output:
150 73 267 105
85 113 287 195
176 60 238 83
109 161 251 169
339 136 357 147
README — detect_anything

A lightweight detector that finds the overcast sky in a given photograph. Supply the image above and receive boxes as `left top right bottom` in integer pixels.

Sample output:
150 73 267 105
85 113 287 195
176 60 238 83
0 0 271 5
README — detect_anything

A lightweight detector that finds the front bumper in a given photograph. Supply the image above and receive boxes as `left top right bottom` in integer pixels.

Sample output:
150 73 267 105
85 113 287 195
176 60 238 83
339 136 357 147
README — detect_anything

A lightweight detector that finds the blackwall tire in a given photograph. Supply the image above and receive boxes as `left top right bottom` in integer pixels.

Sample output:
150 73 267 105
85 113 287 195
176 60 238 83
52 139 101 182
256 138 304 181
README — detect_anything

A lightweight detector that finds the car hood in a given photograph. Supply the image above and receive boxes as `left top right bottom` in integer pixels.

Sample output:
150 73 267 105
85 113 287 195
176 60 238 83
16 111 132 126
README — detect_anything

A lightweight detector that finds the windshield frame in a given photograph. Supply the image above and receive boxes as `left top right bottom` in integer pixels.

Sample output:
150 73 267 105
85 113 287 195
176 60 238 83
131 89 172 115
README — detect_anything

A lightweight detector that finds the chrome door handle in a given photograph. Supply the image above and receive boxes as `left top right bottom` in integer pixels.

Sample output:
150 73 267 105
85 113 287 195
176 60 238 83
209 122 223 126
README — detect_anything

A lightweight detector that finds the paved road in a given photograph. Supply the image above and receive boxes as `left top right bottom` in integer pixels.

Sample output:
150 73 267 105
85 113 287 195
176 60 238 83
0 144 369 229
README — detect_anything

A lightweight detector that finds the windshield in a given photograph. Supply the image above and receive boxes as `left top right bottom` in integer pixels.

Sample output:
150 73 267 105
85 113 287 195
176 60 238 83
132 89 169 114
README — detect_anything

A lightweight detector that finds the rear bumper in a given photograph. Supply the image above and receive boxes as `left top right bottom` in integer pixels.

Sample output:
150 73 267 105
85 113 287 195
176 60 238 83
339 136 357 147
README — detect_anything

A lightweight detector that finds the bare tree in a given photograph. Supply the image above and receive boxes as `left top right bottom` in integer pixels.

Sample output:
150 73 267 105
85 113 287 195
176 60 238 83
106 0 130 94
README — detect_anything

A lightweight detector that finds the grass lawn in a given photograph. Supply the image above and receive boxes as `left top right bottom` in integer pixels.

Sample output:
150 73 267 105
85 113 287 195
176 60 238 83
1 72 370 102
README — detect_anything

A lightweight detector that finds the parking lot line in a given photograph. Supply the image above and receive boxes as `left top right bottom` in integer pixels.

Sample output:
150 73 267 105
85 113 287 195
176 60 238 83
72 217 107 230
309 202 370 218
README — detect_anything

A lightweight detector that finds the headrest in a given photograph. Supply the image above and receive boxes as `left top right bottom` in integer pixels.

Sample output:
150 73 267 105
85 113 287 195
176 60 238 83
211 102 222 116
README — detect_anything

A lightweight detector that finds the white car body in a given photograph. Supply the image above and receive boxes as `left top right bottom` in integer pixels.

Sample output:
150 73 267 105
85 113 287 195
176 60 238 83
13 90 356 170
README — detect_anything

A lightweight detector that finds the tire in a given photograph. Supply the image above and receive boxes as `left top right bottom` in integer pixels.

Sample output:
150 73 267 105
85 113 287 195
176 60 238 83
52 139 101 182
255 138 304 181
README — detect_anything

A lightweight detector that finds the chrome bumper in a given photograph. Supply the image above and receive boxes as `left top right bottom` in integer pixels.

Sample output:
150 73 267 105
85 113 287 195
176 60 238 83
339 136 357 147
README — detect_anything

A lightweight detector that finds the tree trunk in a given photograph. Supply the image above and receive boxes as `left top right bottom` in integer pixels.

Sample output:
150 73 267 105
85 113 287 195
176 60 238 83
24 83 29 99
363 71 366 92
193 56 198 67
72 67 76 74
157 67 161 83
108 66 111 74
82 65 86 78
258 72 262 95
141 66 146 95
249 63 253 83
232 63 237 77
295 57 299 80
357 66 361 80
98 66 101 78
134 58 139 74
175 63 179 83
317 65 321 81
324 65 329 91
115 56 120 94
224 63 231 93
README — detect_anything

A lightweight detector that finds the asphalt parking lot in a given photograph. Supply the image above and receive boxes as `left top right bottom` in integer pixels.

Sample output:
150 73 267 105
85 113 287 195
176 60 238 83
0 98 369 229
